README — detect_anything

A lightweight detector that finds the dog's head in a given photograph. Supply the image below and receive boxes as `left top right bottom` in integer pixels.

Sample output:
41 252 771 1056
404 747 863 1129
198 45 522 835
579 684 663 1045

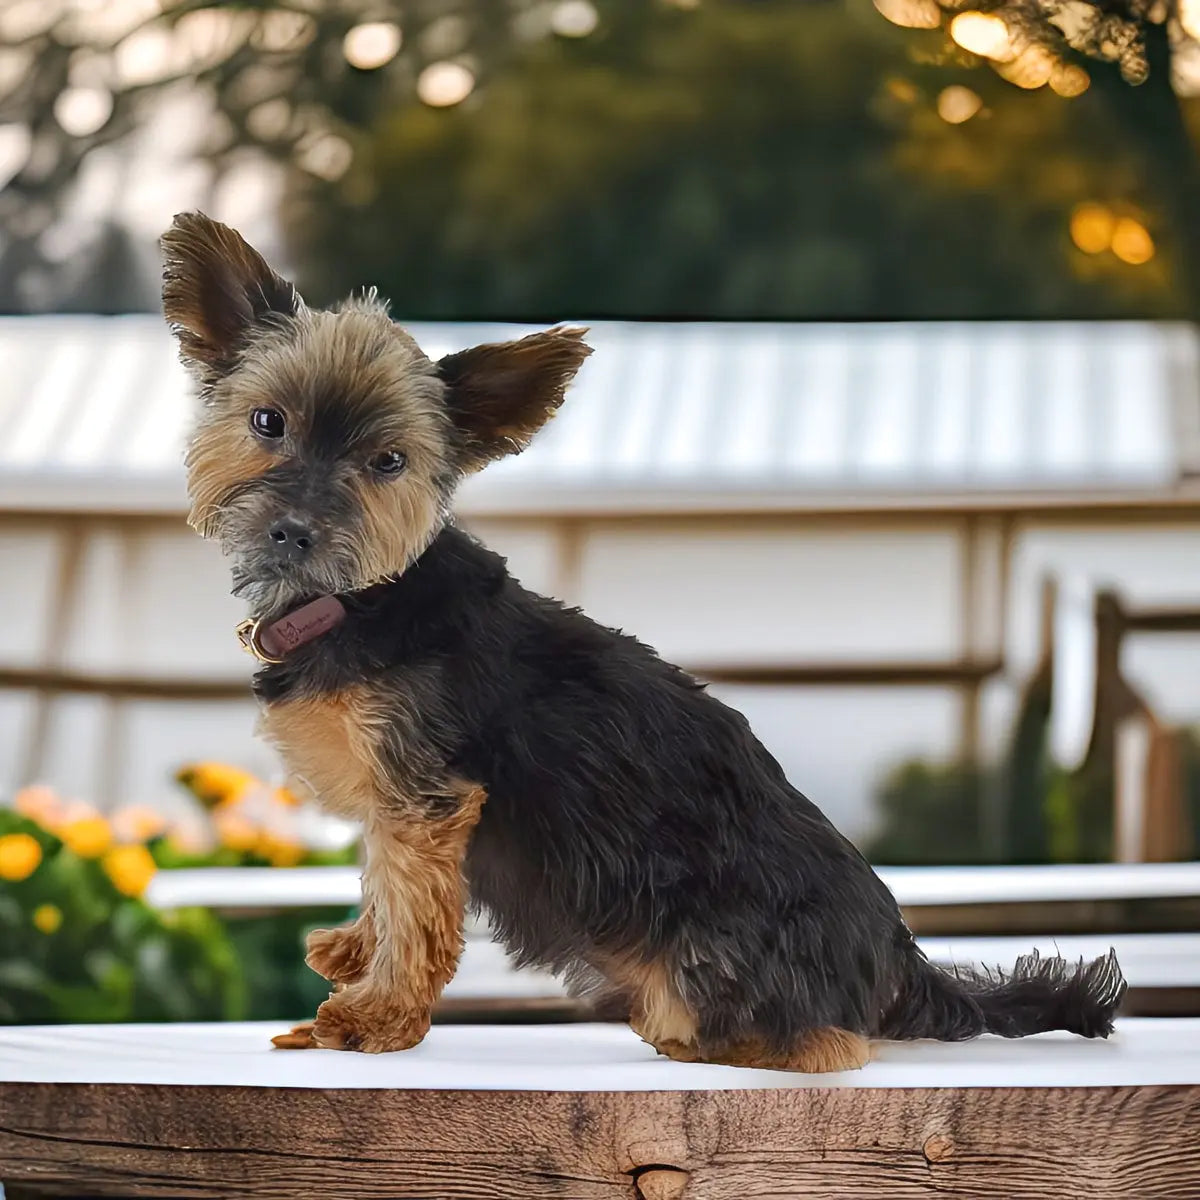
160 212 590 610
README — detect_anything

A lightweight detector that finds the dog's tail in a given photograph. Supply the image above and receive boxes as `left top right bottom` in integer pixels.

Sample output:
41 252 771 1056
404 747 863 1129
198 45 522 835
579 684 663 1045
880 947 1127 1041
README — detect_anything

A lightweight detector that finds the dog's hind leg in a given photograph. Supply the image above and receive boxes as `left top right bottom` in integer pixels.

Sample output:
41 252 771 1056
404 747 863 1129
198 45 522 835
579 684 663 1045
696 1028 871 1073
617 959 703 1063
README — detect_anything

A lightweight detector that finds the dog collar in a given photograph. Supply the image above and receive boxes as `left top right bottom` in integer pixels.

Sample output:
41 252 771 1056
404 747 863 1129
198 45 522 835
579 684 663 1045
236 595 347 665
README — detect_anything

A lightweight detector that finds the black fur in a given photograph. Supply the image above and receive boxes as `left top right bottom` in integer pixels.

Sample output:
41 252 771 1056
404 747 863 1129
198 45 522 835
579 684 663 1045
257 525 1127 1051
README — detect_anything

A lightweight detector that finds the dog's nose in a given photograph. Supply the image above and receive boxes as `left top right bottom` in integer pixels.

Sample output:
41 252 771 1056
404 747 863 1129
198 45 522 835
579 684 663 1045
267 516 317 560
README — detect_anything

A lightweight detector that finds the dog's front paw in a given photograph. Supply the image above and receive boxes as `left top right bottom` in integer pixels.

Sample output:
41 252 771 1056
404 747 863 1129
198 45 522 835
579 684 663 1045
309 990 432 1053
305 922 374 984
271 1019 318 1049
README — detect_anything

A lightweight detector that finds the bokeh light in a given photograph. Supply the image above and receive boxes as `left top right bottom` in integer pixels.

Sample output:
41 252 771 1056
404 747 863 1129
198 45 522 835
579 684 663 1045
873 0 941 29
1069 203 1114 254
551 0 599 38
996 45 1054 89
342 22 402 70
936 85 982 123
53 86 113 137
949 12 1014 61
1181 0 1200 41
296 133 354 181
417 61 475 107
1049 62 1090 97
1111 217 1154 265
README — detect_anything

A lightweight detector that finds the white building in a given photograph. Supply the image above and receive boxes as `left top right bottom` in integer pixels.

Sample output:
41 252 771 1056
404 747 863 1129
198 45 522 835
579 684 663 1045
2 315 1199 844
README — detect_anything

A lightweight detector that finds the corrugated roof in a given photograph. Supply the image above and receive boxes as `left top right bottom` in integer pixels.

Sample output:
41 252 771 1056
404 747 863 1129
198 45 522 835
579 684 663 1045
1 315 1197 515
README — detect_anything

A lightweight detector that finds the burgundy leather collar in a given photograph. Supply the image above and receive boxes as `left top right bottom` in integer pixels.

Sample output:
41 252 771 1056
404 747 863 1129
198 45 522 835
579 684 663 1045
236 595 347 665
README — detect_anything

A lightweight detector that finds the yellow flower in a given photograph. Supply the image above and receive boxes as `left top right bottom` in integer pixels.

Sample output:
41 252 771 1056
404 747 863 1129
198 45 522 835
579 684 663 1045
59 816 113 859
257 833 305 867
32 903 62 934
0 833 42 882
272 785 300 808
213 810 258 853
13 785 62 830
111 805 166 844
176 762 260 810
102 844 157 898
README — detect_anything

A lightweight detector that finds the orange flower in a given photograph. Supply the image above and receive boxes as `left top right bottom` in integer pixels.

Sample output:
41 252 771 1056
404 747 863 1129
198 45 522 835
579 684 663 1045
59 816 113 859
102 844 157 898
257 833 305 867
111 805 167 844
32 903 63 934
176 762 259 810
213 809 258 853
0 833 42 882
13 785 62 829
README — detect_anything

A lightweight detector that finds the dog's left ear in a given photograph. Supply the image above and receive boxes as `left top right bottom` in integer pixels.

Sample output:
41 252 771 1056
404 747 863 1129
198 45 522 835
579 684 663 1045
161 211 301 381
437 327 591 472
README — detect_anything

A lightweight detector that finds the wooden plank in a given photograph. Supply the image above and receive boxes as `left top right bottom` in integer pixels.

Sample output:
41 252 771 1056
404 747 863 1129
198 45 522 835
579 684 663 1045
0 659 1004 700
0 665 250 701
1 1080 1198 1198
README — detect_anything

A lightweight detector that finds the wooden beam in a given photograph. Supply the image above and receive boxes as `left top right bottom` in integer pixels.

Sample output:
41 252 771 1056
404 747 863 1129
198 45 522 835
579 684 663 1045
0 667 250 701
692 659 1003 687
1 1080 1197 1198
1121 606 1200 634
0 659 1004 701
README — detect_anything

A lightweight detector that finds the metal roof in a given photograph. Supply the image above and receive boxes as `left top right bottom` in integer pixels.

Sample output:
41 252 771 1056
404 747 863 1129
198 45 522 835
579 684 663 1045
1 315 1198 515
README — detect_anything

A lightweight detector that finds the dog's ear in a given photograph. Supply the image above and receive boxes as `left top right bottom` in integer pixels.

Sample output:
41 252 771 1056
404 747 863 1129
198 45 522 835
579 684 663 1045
437 327 591 472
161 212 301 379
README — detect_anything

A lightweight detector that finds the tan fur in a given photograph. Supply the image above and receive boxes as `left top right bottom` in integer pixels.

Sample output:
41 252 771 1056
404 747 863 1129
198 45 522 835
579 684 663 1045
650 1027 871 1073
258 687 395 820
186 306 451 574
184 407 277 537
309 786 486 1052
616 959 700 1050
611 954 869 1072
305 908 376 985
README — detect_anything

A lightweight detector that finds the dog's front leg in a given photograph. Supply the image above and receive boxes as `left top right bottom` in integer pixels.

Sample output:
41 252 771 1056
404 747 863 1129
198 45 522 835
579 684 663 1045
306 785 486 1053
305 907 376 985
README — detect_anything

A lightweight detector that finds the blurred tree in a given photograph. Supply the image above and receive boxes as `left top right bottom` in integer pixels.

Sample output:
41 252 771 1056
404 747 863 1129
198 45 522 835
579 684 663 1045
0 0 545 310
875 0 1200 311
286 0 1185 317
0 0 1195 317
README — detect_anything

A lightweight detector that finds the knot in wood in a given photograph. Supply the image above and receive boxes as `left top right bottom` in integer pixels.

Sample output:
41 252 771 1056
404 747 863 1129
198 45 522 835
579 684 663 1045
633 1165 690 1200
923 1133 955 1163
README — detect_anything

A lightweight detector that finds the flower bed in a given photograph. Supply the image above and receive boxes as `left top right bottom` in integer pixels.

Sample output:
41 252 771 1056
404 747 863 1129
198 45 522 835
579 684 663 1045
0 769 358 1025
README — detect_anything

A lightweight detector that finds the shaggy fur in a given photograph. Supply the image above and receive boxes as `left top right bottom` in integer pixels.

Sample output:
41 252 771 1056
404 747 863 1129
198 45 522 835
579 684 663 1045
162 212 1127 1068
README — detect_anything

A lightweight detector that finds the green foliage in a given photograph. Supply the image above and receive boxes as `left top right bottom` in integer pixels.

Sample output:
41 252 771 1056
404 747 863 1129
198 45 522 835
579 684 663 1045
0 796 359 1025
866 759 1001 864
285 0 1191 321
0 808 241 1023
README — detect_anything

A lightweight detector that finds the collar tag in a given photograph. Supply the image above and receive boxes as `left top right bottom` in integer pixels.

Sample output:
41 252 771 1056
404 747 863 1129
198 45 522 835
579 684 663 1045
236 595 347 665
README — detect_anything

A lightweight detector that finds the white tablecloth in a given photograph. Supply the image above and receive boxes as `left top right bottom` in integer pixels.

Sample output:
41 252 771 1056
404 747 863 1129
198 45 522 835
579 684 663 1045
2 1019 1197 1092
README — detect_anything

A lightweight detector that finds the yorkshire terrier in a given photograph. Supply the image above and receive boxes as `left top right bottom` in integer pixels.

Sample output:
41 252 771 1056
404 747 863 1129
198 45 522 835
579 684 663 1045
161 213 1125 1069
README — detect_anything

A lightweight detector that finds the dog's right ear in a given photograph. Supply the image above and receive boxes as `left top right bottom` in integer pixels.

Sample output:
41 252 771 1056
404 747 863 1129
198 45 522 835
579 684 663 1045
161 212 300 379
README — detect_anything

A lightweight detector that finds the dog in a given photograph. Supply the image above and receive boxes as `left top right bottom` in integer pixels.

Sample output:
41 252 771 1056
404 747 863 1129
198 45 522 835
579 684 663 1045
161 212 1125 1067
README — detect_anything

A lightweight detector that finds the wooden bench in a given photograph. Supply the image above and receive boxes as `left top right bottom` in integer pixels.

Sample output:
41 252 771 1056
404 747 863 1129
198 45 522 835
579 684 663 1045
1 1020 1198 1198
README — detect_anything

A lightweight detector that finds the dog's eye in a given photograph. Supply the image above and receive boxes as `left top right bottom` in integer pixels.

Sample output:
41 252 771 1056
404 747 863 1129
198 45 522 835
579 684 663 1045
250 407 286 439
371 450 408 476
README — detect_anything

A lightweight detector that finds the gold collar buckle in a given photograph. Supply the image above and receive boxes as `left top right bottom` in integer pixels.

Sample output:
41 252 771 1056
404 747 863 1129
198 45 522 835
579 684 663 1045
235 618 285 665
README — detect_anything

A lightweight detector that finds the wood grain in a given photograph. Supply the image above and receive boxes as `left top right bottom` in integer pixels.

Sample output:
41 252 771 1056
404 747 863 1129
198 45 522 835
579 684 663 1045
2 1082 1198 1198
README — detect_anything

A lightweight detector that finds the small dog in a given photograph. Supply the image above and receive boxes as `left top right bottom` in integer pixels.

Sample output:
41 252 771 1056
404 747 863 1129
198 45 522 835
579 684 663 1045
162 213 1125 1067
